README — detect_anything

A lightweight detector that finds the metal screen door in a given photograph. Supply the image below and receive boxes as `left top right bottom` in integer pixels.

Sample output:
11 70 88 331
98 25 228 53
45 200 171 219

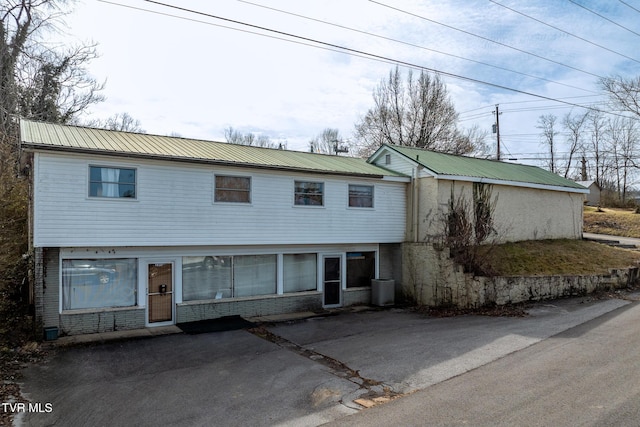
323 256 341 306
147 263 173 323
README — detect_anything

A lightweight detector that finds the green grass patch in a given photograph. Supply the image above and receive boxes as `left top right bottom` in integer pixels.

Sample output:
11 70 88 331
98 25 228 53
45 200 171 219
584 207 640 238
481 239 640 276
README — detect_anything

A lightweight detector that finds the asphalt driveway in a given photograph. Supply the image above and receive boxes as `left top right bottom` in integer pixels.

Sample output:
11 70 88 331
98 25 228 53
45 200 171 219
16 296 631 427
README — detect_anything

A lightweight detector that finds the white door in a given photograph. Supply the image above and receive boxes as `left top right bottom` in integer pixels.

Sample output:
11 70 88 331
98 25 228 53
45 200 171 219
323 256 342 307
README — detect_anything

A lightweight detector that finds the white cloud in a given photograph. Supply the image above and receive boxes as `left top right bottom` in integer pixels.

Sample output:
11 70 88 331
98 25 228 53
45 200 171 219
58 0 639 161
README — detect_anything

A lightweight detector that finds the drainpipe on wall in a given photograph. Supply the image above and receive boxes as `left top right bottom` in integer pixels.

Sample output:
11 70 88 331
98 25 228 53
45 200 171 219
412 167 420 242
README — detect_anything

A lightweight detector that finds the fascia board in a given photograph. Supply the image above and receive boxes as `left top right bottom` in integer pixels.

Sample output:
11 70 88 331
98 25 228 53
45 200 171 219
435 174 590 194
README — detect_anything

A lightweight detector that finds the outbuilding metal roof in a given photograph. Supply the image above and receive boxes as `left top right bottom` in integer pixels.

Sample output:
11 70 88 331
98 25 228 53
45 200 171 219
380 144 588 192
20 120 400 178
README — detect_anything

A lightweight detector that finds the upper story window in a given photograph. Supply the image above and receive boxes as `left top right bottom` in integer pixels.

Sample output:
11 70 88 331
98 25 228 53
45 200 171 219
215 175 251 203
294 181 324 206
89 166 136 198
349 184 374 208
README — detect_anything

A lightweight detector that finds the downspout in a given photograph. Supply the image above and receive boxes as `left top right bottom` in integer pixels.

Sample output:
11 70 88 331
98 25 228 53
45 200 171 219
412 167 420 242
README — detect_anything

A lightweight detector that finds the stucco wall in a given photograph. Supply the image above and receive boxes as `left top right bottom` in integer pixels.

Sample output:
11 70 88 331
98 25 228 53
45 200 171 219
402 243 639 308
418 179 583 244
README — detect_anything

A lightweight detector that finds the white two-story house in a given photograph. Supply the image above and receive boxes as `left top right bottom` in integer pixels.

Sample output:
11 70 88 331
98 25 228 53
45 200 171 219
21 120 409 336
21 119 587 338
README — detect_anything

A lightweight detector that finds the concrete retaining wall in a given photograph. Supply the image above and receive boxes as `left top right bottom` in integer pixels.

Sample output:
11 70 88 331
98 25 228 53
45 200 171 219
403 242 640 308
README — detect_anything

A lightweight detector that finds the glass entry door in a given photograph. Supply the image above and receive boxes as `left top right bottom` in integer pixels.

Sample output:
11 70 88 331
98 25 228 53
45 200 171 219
147 263 174 324
323 256 342 307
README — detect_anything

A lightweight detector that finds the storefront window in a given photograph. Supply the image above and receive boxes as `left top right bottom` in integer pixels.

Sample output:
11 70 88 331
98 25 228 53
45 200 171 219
182 254 276 300
182 256 231 301
283 254 317 293
346 252 375 288
234 255 277 297
62 259 137 310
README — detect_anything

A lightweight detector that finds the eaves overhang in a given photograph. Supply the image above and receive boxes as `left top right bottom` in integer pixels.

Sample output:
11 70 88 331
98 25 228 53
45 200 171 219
22 143 389 179
434 174 590 194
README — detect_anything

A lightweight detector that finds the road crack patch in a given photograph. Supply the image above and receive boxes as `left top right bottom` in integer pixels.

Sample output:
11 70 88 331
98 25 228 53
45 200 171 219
247 325 401 408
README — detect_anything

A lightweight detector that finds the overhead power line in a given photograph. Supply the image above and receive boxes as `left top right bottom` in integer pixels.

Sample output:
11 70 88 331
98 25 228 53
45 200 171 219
568 0 640 38
619 0 640 15
368 0 606 80
489 0 640 65
238 0 595 94
134 0 618 115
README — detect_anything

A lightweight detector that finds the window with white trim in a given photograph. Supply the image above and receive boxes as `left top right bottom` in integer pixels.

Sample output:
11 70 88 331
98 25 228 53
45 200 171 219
294 181 324 206
89 166 136 198
215 175 251 203
182 254 276 300
347 252 375 288
283 253 317 293
62 259 137 310
349 184 374 208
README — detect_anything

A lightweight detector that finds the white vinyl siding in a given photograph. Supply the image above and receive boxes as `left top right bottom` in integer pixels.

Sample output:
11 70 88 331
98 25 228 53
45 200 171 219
33 153 407 247
371 149 416 176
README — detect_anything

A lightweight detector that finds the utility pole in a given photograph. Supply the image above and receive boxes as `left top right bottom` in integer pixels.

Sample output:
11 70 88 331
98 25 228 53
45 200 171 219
493 104 502 161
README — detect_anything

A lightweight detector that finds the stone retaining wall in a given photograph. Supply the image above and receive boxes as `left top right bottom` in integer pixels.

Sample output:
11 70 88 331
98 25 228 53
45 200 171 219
403 242 640 308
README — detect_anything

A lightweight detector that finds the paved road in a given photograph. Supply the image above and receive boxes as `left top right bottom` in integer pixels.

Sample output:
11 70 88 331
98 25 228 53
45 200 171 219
584 232 640 248
324 301 640 427
15 297 634 427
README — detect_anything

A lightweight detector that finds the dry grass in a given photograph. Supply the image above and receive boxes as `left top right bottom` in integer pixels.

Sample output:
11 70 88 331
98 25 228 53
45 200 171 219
584 206 640 238
480 239 640 276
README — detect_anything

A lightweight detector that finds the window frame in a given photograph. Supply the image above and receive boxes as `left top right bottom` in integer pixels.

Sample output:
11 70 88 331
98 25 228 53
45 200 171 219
61 258 138 311
348 184 374 208
182 254 277 300
294 180 324 206
214 175 252 204
88 165 137 199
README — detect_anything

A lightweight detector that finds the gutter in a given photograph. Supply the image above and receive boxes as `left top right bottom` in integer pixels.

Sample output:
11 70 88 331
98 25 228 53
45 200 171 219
435 174 590 194
21 144 391 180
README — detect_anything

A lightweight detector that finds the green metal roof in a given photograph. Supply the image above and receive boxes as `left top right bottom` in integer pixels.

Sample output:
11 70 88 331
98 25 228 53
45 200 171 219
20 120 401 178
385 144 587 192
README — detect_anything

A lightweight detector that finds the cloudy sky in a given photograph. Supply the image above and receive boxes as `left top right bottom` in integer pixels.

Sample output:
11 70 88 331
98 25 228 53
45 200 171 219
57 0 639 164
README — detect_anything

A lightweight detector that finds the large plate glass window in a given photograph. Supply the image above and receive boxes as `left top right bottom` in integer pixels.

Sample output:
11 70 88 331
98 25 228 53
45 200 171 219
62 259 137 310
294 181 324 206
182 255 276 300
283 253 317 293
182 256 232 300
349 185 374 208
234 255 277 297
215 175 251 203
89 166 136 198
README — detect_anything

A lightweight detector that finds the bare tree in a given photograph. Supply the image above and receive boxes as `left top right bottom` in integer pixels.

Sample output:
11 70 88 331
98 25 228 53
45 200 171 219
588 110 609 187
224 126 282 149
451 124 490 157
561 110 589 179
0 1 104 333
601 75 640 119
1 1 104 140
355 67 467 157
537 114 559 173
606 116 638 203
86 112 145 133
309 128 347 154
